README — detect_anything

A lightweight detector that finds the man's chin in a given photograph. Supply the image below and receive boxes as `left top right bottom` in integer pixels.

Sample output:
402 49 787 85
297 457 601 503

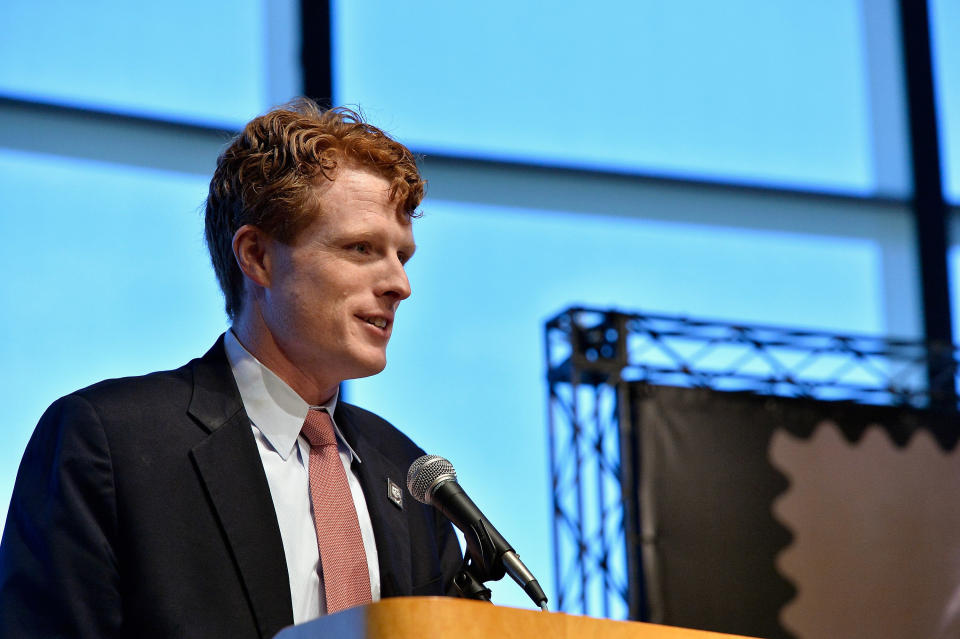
343 357 388 381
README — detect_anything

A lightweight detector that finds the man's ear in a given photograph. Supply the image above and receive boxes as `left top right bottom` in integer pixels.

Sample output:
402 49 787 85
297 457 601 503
232 224 272 288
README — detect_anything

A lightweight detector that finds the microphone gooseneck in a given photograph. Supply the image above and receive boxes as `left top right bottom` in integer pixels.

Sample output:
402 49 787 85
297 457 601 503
407 455 549 610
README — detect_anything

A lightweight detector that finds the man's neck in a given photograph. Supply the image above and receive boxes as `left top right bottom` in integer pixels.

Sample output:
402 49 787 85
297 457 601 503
230 314 337 406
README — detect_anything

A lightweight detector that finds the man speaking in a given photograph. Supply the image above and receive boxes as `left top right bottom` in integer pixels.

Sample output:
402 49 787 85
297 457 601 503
0 100 462 638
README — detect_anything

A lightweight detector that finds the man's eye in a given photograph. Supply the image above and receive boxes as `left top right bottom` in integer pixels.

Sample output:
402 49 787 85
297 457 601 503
351 243 370 254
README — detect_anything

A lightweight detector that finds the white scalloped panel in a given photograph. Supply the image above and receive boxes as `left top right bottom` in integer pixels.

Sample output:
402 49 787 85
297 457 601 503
770 422 960 639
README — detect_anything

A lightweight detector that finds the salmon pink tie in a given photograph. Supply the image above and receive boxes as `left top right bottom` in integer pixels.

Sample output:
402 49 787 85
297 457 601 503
301 409 372 614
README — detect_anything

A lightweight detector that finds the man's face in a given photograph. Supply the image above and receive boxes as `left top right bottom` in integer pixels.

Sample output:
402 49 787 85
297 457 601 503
259 167 415 392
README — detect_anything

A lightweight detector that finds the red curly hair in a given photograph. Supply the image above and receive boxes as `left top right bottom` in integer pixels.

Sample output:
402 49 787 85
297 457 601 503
205 98 425 320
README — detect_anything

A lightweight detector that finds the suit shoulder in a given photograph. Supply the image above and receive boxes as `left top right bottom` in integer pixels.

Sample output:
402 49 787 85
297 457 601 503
25 345 223 471
17 367 199 501
68 359 196 415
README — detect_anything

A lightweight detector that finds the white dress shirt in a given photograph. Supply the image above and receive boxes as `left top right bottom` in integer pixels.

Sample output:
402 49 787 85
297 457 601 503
223 330 381 624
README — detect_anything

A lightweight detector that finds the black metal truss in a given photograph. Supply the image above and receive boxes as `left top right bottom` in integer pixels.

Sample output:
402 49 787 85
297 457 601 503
545 306 959 619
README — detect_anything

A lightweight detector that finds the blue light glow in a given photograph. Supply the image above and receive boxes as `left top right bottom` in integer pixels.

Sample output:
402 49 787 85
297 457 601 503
930 0 960 203
0 0 268 128
335 0 875 194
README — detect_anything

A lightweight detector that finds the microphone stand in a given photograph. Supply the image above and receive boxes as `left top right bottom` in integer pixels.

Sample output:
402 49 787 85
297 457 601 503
450 515 548 611
449 515 507 602
451 557 493 601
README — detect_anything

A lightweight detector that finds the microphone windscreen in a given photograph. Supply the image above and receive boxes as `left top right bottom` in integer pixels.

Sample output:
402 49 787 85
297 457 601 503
407 454 457 504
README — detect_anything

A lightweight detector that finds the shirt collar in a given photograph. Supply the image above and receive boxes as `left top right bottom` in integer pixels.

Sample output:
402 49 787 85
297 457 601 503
223 329 361 464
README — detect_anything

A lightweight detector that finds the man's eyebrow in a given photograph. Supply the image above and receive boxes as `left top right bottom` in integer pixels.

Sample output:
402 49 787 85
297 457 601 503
333 229 380 243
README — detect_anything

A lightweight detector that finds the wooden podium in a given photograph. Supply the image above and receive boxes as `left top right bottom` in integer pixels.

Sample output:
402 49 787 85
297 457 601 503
273 597 757 639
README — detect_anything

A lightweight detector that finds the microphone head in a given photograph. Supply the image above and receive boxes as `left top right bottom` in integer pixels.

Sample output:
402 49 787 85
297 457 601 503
407 454 457 505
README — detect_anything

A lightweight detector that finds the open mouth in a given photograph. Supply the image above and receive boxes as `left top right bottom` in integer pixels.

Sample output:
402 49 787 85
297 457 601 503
362 316 388 329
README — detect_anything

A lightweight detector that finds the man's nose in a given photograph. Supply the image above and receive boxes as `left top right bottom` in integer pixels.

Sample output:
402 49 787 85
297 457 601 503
379 257 411 302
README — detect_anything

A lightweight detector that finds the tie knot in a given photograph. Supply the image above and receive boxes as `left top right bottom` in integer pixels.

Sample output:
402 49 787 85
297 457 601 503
301 409 337 448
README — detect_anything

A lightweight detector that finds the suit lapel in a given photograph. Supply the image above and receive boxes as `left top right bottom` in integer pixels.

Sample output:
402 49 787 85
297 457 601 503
335 404 413 598
187 337 294 638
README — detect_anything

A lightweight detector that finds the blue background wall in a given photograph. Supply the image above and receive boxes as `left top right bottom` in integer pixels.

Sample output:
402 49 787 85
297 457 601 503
1 0 958 614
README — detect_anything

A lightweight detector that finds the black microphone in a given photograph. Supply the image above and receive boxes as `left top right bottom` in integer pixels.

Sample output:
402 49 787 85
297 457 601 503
407 454 548 610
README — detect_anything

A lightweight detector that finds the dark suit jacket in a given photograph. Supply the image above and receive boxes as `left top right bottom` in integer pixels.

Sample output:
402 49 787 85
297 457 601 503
0 337 462 639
